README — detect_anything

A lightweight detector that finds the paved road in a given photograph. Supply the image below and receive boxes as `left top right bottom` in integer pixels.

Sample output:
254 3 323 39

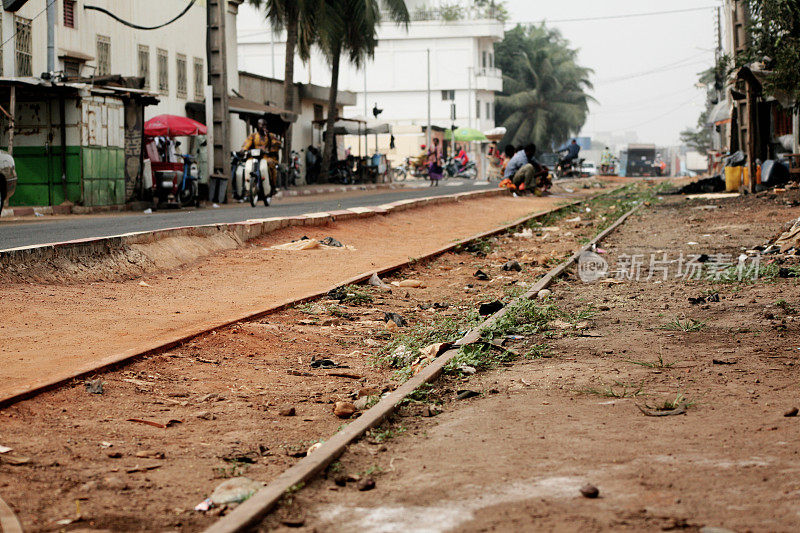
0 182 492 250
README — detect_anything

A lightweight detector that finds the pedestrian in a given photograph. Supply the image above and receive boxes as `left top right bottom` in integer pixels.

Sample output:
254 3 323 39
428 137 443 187
501 144 515 175
306 145 318 183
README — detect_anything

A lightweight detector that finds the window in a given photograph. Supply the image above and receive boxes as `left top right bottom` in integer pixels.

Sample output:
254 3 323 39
482 51 487 68
193 57 204 100
63 0 76 28
176 53 187 98
157 48 168 94
441 90 455 101
15 16 32 77
313 104 324 122
64 59 81 77
96 35 110 76
476 99 481 119
138 45 150 89
486 102 491 120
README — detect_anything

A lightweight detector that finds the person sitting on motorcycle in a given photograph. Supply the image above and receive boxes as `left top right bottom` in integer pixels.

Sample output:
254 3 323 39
241 118 279 200
559 139 581 165
455 144 469 170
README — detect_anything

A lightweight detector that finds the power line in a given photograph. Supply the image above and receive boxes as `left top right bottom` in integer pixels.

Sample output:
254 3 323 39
0 0 57 51
513 6 718 25
600 59 711 84
614 96 702 131
84 0 197 31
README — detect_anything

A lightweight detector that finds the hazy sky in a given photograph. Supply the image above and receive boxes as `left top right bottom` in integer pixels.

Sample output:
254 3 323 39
502 0 719 146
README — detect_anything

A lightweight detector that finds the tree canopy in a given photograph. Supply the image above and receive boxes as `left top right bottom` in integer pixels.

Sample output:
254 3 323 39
494 24 594 151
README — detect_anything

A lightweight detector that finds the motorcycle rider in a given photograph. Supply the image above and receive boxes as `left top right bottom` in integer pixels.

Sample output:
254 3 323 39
241 118 280 202
559 139 581 166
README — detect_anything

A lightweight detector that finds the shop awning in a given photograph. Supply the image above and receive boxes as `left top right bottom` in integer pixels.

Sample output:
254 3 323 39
707 100 731 126
228 96 298 123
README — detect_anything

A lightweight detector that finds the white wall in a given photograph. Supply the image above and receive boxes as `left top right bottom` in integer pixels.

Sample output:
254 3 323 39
2 1 209 121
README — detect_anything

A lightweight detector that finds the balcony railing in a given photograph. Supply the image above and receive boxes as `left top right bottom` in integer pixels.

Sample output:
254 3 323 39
410 4 506 23
476 67 501 79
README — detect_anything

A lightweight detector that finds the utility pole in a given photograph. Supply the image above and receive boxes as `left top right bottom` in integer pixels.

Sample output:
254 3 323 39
467 67 473 129
206 0 231 186
426 49 431 151
363 67 368 156
46 0 55 73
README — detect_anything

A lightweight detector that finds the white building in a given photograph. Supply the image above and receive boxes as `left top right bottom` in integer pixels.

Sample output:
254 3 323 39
237 0 504 158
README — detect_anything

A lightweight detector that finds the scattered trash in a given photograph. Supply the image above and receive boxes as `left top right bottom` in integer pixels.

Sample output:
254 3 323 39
138 280 151 287
278 406 296 417
357 477 376 491
689 293 719 305
194 498 213 512
209 477 265 506
368 272 391 289
0 453 30 466
598 278 624 284
384 312 407 327
457 365 477 375
537 289 552 300
502 260 522 272
126 418 167 429
784 407 798 417
550 319 573 330
271 239 321 251
513 228 533 239
85 379 104 394
579 484 600 498
310 357 341 369
143 208 153 214
320 236 344 247
0 445 12 454
212 203 221 209
391 279 423 288
307 442 323 455
333 401 357 419
636 402 687 417
565 216 581 223
456 390 480 400
479 300 504 316
473 269 491 280
712 359 737 365
282 517 307 528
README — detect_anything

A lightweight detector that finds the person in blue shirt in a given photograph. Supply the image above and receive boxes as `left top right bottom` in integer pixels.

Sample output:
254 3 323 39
559 139 581 164
504 144 550 195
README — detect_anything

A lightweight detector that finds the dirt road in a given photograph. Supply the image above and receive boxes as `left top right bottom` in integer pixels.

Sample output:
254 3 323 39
0 187 606 404
270 189 800 532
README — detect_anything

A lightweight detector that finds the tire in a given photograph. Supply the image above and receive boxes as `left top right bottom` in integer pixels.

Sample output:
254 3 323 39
249 177 258 207
178 180 196 208
393 168 407 181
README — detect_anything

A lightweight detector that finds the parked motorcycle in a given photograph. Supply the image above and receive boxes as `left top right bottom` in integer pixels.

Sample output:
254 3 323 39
243 149 272 207
231 150 247 201
444 157 477 179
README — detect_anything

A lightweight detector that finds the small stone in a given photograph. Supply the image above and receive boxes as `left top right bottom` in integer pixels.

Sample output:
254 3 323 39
102 475 128 491
333 401 357 419
537 289 552 300
357 477 376 491
106 452 122 459
78 480 98 492
334 475 347 487
579 483 599 498
784 407 798 417
196 411 216 420
278 406 296 417
502 260 522 272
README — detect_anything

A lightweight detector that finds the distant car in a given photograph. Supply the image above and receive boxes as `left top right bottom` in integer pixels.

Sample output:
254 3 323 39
0 150 16 217
581 162 598 177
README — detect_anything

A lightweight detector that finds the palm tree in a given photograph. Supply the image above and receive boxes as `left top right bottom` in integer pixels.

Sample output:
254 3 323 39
495 25 594 151
247 0 318 163
317 0 409 178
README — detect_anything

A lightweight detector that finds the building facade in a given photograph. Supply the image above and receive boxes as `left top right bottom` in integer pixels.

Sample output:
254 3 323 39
236 0 504 158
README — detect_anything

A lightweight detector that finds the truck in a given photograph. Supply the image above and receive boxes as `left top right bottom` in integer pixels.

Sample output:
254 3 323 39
619 144 657 177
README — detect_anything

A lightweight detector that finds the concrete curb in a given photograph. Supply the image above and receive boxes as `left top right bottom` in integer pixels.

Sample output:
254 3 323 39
0 187 506 263
202 194 642 533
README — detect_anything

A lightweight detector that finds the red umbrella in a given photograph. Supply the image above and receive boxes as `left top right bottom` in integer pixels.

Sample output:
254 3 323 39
144 114 207 137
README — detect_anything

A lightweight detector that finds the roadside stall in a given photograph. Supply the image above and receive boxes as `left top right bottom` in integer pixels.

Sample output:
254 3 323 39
143 114 206 209
314 117 392 183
